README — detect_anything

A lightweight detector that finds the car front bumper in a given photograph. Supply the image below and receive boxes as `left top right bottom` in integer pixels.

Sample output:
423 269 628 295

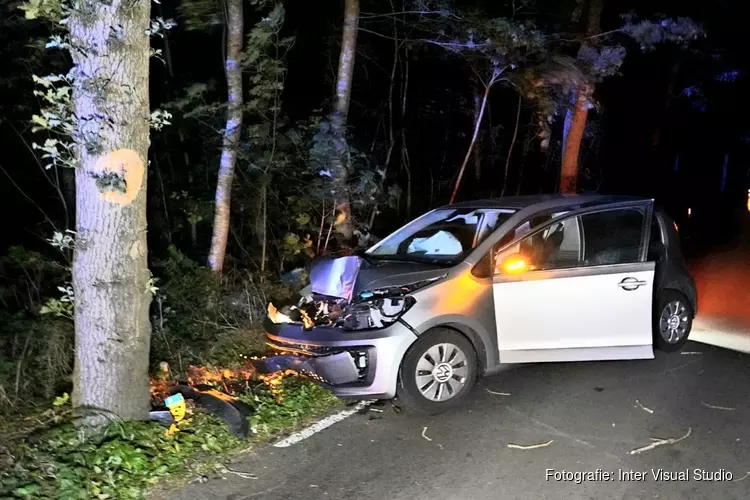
261 316 417 399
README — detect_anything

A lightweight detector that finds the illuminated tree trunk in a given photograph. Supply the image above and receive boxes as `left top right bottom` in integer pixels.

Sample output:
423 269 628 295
559 0 603 194
208 0 244 272
329 0 359 239
560 87 590 193
68 0 152 422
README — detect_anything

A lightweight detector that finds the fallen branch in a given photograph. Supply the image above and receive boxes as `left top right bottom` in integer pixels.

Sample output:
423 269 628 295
635 400 654 414
218 464 257 480
701 401 736 411
421 426 432 442
629 427 692 455
486 389 511 396
507 439 553 450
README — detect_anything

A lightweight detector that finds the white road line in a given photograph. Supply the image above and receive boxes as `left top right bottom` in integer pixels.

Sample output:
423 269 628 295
272 400 375 448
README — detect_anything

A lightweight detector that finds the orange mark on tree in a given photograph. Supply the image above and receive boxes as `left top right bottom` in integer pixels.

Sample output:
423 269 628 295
93 149 145 205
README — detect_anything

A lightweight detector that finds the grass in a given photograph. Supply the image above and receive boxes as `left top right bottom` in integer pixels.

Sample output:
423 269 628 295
0 378 343 500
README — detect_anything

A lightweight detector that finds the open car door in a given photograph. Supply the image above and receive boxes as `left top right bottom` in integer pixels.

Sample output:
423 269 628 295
492 203 655 363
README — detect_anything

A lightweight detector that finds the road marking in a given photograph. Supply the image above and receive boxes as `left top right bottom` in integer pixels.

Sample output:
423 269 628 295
273 400 375 448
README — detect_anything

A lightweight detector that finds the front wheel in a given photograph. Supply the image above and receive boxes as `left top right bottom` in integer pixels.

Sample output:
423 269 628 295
396 328 478 414
654 290 693 352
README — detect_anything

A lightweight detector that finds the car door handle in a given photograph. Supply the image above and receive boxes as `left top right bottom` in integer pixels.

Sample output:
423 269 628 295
617 277 647 291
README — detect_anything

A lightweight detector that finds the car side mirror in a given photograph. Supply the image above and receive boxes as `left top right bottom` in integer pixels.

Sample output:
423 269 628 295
497 252 535 275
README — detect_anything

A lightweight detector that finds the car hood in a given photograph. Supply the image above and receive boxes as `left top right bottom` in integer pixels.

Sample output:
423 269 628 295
309 256 450 300
354 259 450 295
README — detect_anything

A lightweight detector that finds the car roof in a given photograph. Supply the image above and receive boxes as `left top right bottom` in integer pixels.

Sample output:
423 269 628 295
437 194 652 212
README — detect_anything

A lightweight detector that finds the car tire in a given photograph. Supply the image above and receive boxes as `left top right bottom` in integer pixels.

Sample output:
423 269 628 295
396 328 478 414
653 290 693 352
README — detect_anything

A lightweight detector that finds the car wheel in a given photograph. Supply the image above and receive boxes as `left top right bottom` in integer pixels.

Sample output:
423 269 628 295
396 328 478 414
654 290 693 352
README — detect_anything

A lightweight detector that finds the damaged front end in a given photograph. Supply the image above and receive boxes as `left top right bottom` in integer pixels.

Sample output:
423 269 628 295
261 256 444 397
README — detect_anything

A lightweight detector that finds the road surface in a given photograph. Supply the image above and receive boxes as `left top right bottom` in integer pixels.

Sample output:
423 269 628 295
169 342 750 500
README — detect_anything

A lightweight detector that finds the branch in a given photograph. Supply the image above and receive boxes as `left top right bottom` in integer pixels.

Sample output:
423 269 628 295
360 10 458 20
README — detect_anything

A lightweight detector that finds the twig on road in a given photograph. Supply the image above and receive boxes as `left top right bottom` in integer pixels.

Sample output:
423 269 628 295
701 401 736 411
635 400 654 414
421 426 433 442
680 351 702 355
486 389 511 396
629 427 692 455
734 471 750 482
507 439 554 450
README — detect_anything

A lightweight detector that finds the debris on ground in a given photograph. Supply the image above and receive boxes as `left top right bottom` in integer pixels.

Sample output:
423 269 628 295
680 351 703 355
486 389 511 396
734 471 750 482
507 439 554 450
701 401 736 411
421 427 433 442
216 464 257 480
176 385 253 438
635 399 654 414
629 427 692 455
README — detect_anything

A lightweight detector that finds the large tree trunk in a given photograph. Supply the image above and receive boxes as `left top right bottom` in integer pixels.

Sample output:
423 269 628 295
329 0 359 239
208 0 244 272
68 0 152 422
559 0 603 194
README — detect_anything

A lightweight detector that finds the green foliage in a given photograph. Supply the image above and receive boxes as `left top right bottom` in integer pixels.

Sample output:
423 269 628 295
0 379 340 499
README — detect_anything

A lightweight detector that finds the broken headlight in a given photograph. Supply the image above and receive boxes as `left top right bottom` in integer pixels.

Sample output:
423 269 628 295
341 276 443 331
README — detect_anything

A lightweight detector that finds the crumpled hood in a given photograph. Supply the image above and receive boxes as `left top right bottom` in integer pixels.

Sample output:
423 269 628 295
309 256 449 300
353 260 449 295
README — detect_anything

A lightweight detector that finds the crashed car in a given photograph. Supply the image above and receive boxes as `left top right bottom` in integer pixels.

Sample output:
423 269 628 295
262 194 697 413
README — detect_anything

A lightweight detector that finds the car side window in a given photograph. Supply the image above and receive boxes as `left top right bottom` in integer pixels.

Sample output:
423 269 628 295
493 216 582 274
580 208 645 266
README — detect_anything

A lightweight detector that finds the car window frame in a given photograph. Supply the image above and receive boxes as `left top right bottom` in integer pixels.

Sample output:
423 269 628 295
490 201 653 277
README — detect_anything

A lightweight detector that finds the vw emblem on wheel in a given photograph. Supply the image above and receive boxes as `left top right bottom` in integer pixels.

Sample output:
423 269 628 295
433 363 453 383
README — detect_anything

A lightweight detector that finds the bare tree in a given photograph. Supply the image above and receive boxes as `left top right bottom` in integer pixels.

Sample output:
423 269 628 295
208 0 244 272
68 0 153 421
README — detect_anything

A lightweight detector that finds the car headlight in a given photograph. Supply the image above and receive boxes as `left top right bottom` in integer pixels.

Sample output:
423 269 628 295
341 276 444 331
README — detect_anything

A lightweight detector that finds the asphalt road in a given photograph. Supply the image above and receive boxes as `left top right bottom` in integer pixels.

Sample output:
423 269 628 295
169 341 750 500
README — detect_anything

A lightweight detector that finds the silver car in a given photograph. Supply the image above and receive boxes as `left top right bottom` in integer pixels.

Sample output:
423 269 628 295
262 195 697 413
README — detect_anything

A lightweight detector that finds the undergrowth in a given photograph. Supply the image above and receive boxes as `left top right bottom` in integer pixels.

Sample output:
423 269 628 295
0 378 341 499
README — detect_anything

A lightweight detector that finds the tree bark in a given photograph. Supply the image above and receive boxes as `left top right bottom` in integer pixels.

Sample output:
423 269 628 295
329 0 359 239
208 0 244 272
449 74 494 204
68 0 152 422
559 87 590 193
559 0 603 194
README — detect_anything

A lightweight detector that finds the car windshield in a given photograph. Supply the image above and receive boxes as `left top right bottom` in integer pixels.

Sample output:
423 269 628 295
367 207 516 264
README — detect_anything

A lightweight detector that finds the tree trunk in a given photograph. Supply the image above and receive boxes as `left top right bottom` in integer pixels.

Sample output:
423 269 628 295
208 0 244 272
473 85 483 181
559 0 603 194
560 87 590 194
449 78 493 204
329 0 359 239
501 94 522 196
68 0 152 422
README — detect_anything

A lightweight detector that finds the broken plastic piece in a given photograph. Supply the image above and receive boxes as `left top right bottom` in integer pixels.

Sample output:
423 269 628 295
268 302 293 324
169 385 253 439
